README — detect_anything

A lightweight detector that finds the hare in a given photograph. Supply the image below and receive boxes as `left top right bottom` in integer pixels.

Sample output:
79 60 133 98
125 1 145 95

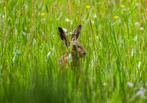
58 25 86 67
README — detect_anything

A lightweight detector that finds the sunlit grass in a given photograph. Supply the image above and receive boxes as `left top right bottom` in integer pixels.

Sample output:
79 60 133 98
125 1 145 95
0 0 147 103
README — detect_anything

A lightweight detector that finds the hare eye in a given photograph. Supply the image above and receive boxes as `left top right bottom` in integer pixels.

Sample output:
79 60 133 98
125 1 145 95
76 46 80 49
77 46 82 51
77 45 81 48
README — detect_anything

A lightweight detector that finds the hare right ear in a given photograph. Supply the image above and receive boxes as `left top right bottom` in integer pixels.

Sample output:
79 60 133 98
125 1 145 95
58 27 69 47
71 25 82 40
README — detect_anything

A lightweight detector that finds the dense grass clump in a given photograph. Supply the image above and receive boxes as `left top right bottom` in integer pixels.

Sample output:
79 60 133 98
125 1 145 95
0 0 147 103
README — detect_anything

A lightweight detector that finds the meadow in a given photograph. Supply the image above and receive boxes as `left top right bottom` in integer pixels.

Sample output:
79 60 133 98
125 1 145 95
0 0 147 103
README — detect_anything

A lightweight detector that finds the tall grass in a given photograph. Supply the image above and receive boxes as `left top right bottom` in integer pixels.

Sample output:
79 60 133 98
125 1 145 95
0 0 147 103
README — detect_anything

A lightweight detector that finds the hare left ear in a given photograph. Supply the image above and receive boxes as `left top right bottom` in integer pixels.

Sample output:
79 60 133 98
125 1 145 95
71 25 82 40
58 27 69 47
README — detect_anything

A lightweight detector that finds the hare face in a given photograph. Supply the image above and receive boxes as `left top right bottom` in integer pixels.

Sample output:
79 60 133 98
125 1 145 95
58 25 86 65
72 41 86 57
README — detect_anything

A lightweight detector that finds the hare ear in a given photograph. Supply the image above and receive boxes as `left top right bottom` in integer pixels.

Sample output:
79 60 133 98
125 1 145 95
71 25 82 40
58 27 69 46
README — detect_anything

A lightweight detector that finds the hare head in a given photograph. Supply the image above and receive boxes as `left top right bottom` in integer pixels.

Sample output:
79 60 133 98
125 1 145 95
58 25 86 66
